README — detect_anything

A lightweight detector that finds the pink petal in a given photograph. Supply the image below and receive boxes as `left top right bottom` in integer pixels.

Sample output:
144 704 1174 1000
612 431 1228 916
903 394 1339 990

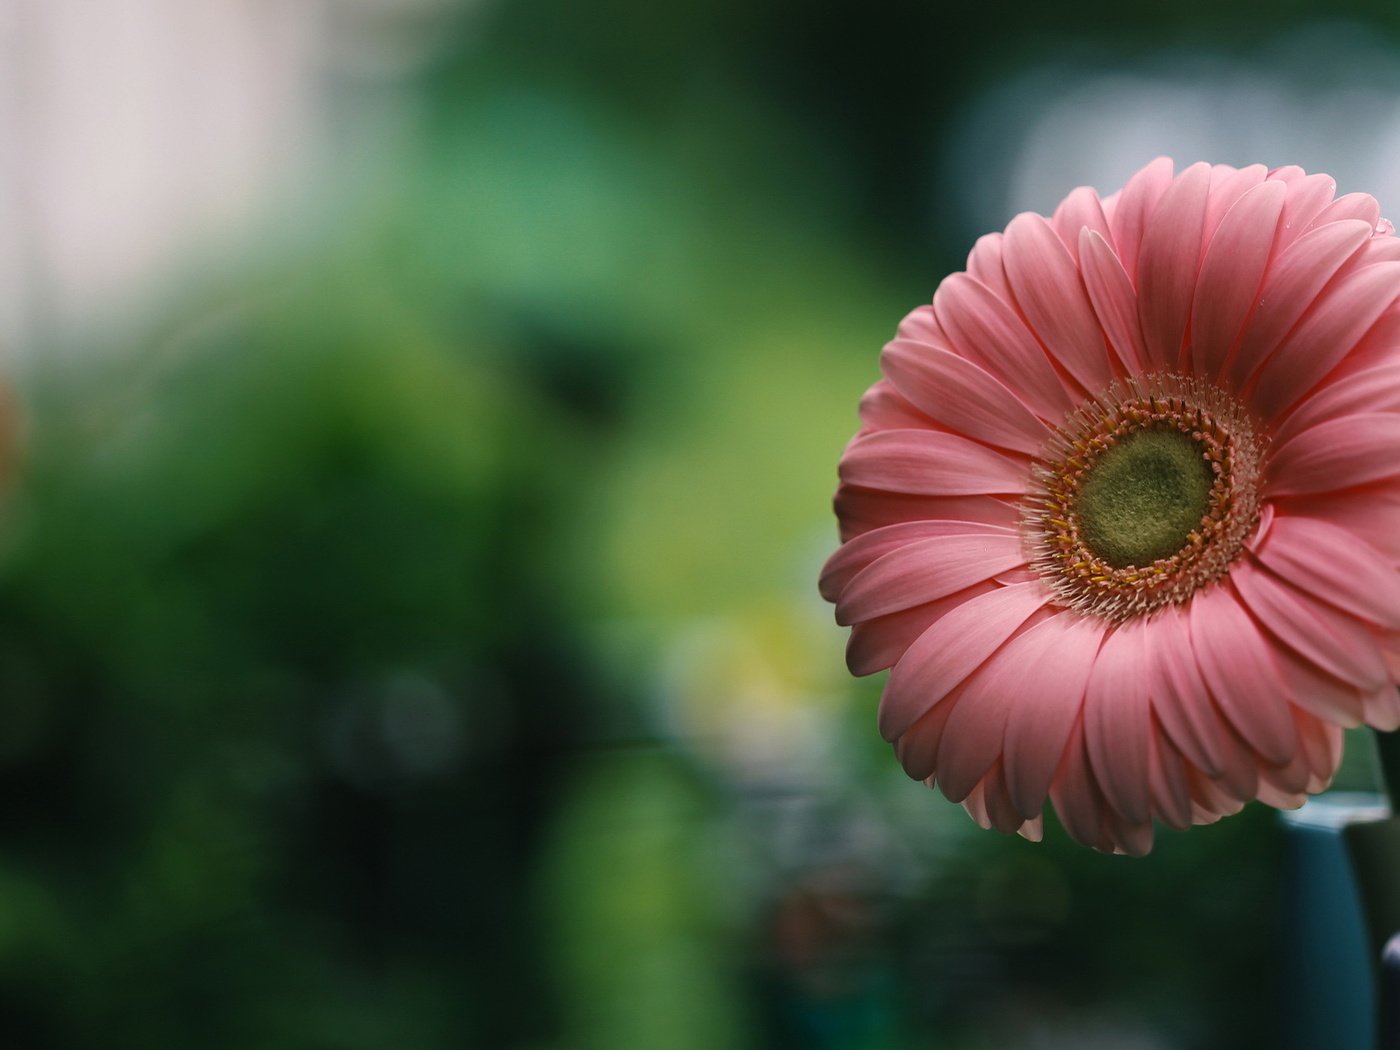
993 566 1040 587
966 232 1013 303
1271 171 1338 252
1253 513 1400 630
1266 164 1305 182
880 340 1052 453
1307 192 1381 232
879 581 1050 740
1245 501 1276 553
1312 717 1345 773
1356 234 1400 266
935 610 1093 804
1317 305 1400 379
1227 219 1372 391
974 767 1030 840
1080 228 1149 375
1017 814 1045 842
1250 261 1400 419
1105 811 1156 857
1187 764 1247 822
893 684 963 780
1050 185 1112 262
1136 161 1212 370
1270 748 1317 798
1207 718 1263 805
999 612 1109 818
1148 732 1194 830
1048 718 1113 851
1187 584 1297 765
1266 413 1400 496
835 532 1027 625
1203 163 1268 237
1231 556 1387 691
846 583 996 676
1106 156 1174 283
1144 604 1227 777
1256 709 1325 802
894 303 941 344
1272 645 1365 728
1084 621 1154 824
1273 481 1400 561
1002 211 1114 395
857 380 934 430
960 777 992 829
933 274 1074 419
820 518 1016 602
1189 180 1286 380
1255 774 1307 811
1272 363 1400 448
1300 719 1345 791
847 612 927 677
833 486 1020 542
838 428 1029 497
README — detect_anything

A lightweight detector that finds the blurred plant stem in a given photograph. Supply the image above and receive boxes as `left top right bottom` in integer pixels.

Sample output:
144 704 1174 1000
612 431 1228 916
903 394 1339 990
1343 727 1400 1049
1376 729 1400 811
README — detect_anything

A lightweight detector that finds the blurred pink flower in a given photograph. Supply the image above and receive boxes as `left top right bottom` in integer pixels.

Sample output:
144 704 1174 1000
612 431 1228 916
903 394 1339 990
821 158 1400 854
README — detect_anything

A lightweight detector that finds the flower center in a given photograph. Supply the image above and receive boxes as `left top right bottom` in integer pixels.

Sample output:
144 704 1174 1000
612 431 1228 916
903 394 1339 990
1023 374 1264 621
1077 428 1215 569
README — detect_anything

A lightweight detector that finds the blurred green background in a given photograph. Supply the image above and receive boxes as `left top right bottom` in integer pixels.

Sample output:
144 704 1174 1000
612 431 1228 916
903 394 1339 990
5 1 1400 1047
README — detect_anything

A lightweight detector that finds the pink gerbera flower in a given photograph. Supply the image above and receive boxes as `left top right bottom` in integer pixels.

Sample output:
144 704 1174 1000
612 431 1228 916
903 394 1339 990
820 157 1400 855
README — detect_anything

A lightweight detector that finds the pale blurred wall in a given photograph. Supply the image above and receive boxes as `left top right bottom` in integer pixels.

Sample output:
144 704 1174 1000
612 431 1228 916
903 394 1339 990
0 0 464 360
944 23 1400 255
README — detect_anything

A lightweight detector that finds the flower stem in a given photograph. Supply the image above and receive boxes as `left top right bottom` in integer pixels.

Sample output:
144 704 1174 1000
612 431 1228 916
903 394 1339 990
1345 731 1400 954
1376 729 1400 812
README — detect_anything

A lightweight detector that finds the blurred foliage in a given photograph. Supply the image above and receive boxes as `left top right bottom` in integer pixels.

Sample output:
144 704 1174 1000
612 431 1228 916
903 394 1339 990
0 0 1392 1047
0 255 605 1046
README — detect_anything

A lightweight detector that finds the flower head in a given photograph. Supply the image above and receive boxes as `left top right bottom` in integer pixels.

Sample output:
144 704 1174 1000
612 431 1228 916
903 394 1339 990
820 158 1400 854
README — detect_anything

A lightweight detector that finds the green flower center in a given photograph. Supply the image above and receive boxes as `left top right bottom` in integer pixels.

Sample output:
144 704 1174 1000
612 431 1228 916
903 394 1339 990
1076 428 1214 569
